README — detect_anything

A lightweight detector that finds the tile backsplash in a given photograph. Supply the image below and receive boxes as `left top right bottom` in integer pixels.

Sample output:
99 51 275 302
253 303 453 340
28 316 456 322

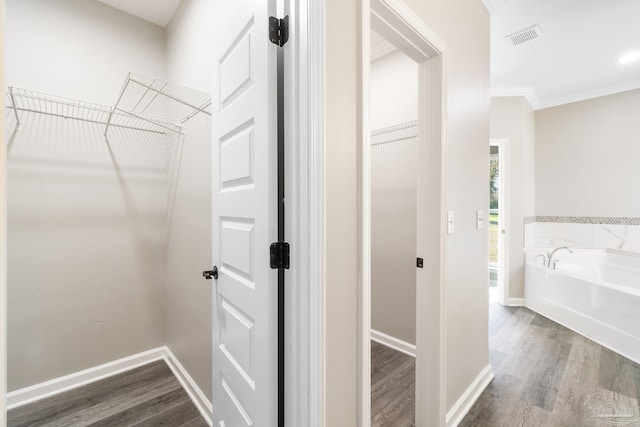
524 216 640 251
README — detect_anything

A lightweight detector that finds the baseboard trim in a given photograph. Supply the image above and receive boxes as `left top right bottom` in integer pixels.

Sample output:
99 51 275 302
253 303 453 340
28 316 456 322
506 298 525 307
370 329 416 357
164 347 213 426
445 365 494 427
6 347 167 410
6 347 213 426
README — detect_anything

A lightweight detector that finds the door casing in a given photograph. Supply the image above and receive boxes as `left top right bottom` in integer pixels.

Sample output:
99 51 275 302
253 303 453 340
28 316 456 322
282 0 325 426
490 138 510 306
360 0 449 425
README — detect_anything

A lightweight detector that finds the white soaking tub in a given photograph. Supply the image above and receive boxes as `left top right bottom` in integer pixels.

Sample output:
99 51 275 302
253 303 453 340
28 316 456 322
525 248 640 364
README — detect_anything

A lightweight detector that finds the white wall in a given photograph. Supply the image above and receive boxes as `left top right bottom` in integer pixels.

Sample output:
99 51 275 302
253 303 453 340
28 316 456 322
164 0 215 402
536 90 640 217
5 0 168 391
369 50 418 345
369 50 418 128
324 0 490 421
1 1 7 421
6 0 165 105
324 1 358 423
490 96 536 299
527 89 640 252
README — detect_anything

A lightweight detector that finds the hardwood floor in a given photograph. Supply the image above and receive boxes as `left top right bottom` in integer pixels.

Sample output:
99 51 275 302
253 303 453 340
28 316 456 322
460 304 640 427
371 304 640 426
7 360 208 427
371 340 415 427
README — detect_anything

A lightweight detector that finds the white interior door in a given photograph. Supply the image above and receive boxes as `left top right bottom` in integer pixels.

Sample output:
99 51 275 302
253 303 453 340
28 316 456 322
211 0 278 425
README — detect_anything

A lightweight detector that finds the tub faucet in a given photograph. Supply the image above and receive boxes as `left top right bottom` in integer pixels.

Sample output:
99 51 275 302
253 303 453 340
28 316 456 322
547 246 573 268
535 253 547 266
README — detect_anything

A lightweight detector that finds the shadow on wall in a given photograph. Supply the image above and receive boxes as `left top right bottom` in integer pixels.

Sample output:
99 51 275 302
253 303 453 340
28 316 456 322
5 110 181 390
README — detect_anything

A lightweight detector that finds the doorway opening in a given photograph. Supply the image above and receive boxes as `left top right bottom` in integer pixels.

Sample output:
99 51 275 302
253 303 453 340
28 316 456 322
489 139 509 305
369 32 418 425
360 0 448 425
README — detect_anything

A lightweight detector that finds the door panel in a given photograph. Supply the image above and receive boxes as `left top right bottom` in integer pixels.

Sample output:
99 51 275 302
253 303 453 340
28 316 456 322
212 0 277 425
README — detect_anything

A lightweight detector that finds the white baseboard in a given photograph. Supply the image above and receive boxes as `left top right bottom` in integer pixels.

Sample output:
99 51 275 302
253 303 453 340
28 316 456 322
6 347 167 410
370 329 416 357
164 347 213 426
506 297 525 307
6 346 213 426
446 365 494 427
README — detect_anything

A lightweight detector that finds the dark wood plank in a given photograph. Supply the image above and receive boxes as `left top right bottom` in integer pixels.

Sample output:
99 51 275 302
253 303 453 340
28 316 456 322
372 381 414 427
9 361 174 427
371 358 414 416
372 341 410 385
180 417 210 427
461 305 640 426
599 346 639 399
371 342 415 426
7 360 207 427
89 387 191 426
130 400 202 426
489 303 519 338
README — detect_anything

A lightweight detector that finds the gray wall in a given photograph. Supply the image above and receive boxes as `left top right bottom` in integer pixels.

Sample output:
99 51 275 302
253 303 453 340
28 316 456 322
370 50 418 345
536 89 640 217
490 96 536 300
164 0 215 402
6 0 168 390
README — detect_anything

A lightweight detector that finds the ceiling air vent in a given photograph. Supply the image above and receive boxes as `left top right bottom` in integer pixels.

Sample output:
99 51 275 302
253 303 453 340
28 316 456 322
505 25 542 47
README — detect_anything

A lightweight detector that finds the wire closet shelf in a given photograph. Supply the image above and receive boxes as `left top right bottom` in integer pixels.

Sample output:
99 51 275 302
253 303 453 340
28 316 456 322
6 72 212 137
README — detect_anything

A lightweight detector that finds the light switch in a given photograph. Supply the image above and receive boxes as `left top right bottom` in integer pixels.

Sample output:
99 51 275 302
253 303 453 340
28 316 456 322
476 210 486 229
447 211 454 234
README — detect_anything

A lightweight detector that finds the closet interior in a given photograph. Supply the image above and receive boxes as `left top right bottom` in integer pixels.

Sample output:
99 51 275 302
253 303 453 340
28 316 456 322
5 0 216 424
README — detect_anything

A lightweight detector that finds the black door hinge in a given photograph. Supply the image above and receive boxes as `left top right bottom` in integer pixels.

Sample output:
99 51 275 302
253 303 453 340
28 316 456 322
269 16 289 47
270 241 290 269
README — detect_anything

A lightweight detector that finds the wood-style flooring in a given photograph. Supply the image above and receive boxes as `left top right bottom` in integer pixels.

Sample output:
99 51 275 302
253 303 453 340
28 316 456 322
371 304 640 426
7 360 208 427
460 304 640 426
371 340 415 426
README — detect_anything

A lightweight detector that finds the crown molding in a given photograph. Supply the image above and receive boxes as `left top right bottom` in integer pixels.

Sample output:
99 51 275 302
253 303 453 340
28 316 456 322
480 0 507 15
536 80 640 110
491 87 540 109
492 81 640 111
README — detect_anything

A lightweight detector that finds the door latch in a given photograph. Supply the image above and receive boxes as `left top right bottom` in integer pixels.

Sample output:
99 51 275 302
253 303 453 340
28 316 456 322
416 258 424 268
203 266 218 280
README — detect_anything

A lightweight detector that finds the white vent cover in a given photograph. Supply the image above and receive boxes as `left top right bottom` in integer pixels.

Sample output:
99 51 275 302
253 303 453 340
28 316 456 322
506 25 543 46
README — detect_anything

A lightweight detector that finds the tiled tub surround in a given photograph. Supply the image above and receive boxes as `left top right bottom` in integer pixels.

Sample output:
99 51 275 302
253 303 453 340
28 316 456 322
525 249 640 364
524 216 640 252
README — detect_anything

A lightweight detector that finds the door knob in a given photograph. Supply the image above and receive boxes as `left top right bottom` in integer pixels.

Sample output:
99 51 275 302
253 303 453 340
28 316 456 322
203 266 218 280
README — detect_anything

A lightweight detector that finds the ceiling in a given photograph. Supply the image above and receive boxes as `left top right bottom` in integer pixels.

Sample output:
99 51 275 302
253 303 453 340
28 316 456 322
100 0 640 110
371 30 397 61
490 0 640 109
96 0 182 27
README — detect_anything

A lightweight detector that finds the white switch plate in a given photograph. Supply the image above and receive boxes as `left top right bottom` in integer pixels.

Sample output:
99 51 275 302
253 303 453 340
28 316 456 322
476 210 486 229
447 211 454 234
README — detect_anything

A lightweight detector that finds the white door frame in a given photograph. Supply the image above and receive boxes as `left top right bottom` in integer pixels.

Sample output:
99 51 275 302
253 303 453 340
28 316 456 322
360 0 449 425
490 139 510 306
285 0 325 425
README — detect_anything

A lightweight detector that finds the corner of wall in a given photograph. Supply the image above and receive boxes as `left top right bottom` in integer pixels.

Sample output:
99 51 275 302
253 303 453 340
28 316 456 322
1 0 8 421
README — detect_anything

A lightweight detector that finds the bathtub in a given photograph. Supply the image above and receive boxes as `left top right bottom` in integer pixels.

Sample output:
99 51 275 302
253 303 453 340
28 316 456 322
525 248 640 364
